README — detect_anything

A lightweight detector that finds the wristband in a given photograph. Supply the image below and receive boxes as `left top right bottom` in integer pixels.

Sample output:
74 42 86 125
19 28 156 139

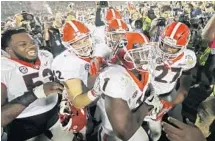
87 90 98 101
33 85 46 98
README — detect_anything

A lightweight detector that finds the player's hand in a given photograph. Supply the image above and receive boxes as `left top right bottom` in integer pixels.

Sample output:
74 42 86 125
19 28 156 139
59 99 87 133
43 82 64 95
162 117 207 141
144 93 173 121
156 100 173 121
89 56 104 76
87 75 103 101
91 75 103 96
33 82 64 98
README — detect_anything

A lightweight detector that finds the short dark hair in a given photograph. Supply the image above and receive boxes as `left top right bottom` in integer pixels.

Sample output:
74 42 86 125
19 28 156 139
1 28 27 51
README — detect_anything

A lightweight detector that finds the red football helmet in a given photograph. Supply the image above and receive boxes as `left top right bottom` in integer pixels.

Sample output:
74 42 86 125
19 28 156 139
59 99 87 133
158 22 190 60
105 9 122 23
116 32 155 72
106 19 129 49
62 20 93 57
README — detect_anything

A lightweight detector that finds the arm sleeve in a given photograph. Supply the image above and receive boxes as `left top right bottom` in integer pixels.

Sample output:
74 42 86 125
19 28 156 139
1 70 9 89
1 60 14 88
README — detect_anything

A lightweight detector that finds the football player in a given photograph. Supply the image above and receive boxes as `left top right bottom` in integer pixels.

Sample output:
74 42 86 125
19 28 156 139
1 28 74 141
91 15 127 76
92 18 130 67
51 20 109 138
146 22 197 141
105 19 129 51
95 32 160 141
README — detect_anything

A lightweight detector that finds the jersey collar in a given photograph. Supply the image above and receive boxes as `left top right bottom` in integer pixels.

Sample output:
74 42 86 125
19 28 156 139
80 57 91 63
164 53 184 69
10 58 41 70
125 69 149 91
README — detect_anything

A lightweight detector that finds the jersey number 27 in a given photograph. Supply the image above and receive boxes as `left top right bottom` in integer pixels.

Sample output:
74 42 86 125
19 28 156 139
155 66 182 83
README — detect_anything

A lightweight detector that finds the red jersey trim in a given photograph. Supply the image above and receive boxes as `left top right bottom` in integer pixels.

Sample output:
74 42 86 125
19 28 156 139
80 57 91 63
125 69 149 90
172 53 184 63
10 58 41 70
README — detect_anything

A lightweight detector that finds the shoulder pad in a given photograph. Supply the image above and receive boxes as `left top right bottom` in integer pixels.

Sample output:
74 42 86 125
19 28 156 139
1 58 17 71
182 49 197 71
52 52 80 70
99 65 136 100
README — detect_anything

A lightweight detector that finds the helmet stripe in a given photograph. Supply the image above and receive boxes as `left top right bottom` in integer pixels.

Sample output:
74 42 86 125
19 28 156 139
116 19 122 29
67 21 80 35
170 22 182 38
140 34 149 43
111 9 116 19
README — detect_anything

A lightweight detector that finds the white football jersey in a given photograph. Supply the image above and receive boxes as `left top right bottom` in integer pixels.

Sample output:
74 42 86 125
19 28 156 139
1 50 58 118
92 26 106 45
51 50 90 86
151 49 197 95
97 64 150 135
92 26 112 59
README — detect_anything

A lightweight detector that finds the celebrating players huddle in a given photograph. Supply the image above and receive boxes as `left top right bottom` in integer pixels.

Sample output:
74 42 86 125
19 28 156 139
1 8 197 141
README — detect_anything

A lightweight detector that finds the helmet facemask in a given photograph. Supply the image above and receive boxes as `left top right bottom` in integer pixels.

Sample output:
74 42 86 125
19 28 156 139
157 36 187 62
106 30 126 49
124 43 156 73
69 34 93 57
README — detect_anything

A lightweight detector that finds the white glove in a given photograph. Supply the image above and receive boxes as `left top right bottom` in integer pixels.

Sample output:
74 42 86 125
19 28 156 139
59 99 73 131
58 99 88 132
144 94 163 121
144 83 164 121
87 76 102 101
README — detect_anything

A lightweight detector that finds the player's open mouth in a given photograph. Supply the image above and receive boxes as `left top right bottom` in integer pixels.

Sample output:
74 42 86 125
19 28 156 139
27 50 37 56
